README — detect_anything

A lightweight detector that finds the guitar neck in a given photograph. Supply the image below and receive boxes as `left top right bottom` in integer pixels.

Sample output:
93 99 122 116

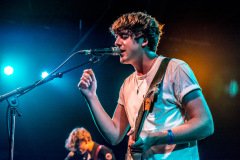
133 97 152 141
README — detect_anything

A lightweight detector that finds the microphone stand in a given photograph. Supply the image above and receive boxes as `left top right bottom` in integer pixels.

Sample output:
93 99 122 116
0 55 101 160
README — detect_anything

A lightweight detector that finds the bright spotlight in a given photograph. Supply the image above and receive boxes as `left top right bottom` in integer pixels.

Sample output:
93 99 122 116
41 71 49 79
4 66 14 76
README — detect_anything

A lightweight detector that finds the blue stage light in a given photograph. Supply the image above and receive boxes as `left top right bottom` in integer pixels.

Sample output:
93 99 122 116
4 66 14 76
228 80 238 97
41 71 49 79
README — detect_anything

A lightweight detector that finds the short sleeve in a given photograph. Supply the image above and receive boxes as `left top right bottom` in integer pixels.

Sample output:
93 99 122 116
173 62 201 104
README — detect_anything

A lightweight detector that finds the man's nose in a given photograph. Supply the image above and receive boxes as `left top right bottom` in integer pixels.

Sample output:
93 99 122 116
114 36 122 47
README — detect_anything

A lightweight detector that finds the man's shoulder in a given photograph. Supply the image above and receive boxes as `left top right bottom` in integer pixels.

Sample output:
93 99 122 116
100 145 113 153
159 56 189 73
160 56 186 67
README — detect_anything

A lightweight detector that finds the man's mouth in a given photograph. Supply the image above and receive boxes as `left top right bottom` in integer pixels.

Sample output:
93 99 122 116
119 49 125 57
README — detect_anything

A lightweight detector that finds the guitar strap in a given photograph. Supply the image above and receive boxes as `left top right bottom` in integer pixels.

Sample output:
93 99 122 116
131 57 171 152
94 145 102 160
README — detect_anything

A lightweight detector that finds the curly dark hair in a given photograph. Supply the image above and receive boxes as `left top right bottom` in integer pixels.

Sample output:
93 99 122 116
110 12 164 53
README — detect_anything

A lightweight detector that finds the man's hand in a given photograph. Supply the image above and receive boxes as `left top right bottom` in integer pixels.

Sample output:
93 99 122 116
78 69 97 98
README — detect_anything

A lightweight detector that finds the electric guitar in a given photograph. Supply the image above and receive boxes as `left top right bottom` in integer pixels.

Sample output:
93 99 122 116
126 97 152 160
125 57 171 159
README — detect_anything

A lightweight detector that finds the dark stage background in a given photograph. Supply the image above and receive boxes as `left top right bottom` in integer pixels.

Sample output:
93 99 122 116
0 0 239 159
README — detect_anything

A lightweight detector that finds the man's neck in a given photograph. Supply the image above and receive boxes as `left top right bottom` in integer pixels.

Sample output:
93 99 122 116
134 52 158 76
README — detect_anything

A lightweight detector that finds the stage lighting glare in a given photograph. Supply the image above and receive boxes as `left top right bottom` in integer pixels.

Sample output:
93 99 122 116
41 71 49 79
4 66 14 75
228 80 238 97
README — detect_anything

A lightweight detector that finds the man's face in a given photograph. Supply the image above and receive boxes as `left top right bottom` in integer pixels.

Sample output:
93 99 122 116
77 140 89 154
114 30 144 64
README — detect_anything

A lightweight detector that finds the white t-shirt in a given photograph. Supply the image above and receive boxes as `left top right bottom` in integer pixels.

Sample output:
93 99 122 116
118 56 201 159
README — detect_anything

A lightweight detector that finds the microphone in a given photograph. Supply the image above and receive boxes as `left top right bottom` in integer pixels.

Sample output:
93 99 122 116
77 47 121 56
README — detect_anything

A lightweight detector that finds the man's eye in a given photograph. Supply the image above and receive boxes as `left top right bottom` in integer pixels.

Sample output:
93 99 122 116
121 34 129 39
115 33 131 40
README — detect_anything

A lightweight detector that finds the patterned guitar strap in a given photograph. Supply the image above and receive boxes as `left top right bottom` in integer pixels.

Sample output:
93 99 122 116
129 57 171 159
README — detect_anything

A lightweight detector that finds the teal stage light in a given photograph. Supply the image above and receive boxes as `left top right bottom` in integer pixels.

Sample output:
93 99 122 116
4 66 14 76
228 80 238 97
41 71 49 79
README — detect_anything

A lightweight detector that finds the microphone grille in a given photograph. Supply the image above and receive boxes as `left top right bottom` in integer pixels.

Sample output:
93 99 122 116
111 47 121 53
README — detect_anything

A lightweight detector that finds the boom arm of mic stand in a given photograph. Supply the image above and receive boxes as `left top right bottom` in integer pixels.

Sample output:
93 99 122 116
0 55 101 102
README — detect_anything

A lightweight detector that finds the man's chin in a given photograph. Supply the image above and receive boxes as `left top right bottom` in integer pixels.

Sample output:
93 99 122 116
120 57 128 64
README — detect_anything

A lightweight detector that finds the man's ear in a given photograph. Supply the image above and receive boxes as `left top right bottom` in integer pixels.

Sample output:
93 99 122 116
141 38 148 47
